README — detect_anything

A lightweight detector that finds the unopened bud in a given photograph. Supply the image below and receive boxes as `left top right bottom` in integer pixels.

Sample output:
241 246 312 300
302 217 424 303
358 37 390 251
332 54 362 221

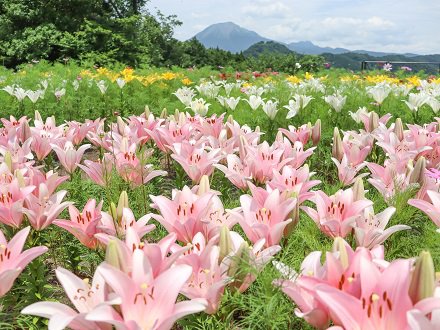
34 110 42 122
21 120 32 142
4 151 12 171
160 108 168 119
219 226 233 262
409 156 426 186
332 237 349 269
332 127 344 162
368 111 379 132
197 175 211 195
144 105 151 117
117 191 129 221
312 119 321 146
394 118 404 141
409 251 435 304
352 178 366 201
105 240 127 272
228 241 250 281
117 116 125 135
109 202 117 221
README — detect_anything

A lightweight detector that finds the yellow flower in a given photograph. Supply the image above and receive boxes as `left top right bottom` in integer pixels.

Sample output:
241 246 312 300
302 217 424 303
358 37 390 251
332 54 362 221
430 77 440 84
161 72 177 80
305 72 314 80
181 78 193 85
406 76 421 86
242 82 253 88
286 75 301 84
96 67 110 76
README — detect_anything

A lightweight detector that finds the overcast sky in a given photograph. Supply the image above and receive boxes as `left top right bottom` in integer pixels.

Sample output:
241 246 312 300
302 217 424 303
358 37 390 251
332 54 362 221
147 0 440 54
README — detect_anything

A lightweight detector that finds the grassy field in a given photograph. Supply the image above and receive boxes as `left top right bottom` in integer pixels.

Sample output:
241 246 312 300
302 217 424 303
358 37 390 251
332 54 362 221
1 62 440 329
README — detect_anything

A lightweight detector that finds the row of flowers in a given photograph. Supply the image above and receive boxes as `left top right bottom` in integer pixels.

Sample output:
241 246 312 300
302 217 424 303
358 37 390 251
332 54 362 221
1 103 440 328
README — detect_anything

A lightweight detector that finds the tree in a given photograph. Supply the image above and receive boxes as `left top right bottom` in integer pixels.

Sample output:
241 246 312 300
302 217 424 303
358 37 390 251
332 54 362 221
0 0 181 67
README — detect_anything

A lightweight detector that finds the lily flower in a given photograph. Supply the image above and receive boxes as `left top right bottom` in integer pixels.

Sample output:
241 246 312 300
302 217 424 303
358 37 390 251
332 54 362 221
1 227 48 297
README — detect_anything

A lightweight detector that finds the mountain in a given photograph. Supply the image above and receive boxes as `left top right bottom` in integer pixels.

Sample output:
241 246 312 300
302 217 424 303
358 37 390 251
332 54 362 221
288 41 349 55
243 41 292 57
194 22 429 57
194 22 269 53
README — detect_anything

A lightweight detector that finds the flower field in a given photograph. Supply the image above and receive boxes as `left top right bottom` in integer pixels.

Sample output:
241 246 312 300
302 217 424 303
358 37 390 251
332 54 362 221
1 63 440 329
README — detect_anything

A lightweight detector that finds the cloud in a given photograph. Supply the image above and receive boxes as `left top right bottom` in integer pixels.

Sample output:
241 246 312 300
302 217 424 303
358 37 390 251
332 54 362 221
241 1 292 18
147 0 440 54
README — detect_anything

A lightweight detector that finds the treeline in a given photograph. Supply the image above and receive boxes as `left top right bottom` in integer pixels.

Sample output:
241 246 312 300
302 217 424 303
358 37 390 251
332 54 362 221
0 0 324 72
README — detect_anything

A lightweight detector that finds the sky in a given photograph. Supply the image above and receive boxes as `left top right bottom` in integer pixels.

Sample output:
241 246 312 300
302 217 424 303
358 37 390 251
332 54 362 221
147 0 440 54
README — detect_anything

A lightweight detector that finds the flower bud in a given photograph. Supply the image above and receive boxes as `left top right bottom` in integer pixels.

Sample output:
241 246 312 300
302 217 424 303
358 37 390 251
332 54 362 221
228 241 250 288
144 105 151 117
368 111 379 132
409 156 426 186
20 119 32 143
35 110 42 122
394 118 404 141
105 240 128 272
275 130 283 142
117 191 129 222
312 119 321 146
197 175 211 195
109 202 117 221
4 151 12 171
178 112 186 126
332 127 343 161
160 108 168 119
219 226 233 262
239 135 249 160
332 237 349 269
352 178 366 201
117 116 125 135
284 203 299 237
409 250 435 304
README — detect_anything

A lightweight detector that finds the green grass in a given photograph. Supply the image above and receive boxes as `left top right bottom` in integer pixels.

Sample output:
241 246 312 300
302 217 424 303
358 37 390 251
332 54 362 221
0 63 439 329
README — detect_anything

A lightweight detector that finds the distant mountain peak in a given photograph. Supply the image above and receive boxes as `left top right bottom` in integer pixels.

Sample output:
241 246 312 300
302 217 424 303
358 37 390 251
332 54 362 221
194 22 269 53
193 22 425 57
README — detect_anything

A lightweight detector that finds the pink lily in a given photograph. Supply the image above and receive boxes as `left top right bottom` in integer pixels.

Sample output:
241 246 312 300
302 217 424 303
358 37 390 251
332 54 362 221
28 168 69 196
245 141 289 184
302 189 373 238
353 206 410 249
23 183 72 230
281 141 316 169
78 155 113 187
222 232 281 292
0 178 35 228
367 162 409 202
52 141 91 174
53 199 104 249
99 207 155 239
150 186 216 243
170 141 222 183
1 227 48 297
86 250 207 330
409 190 440 227
314 258 438 330
96 228 187 277
279 124 312 145
22 267 110 330
332 155 368 186
214 154 252 190
229 184 297 246
273 240 384 329
178 237 231 314
268 164 321 204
